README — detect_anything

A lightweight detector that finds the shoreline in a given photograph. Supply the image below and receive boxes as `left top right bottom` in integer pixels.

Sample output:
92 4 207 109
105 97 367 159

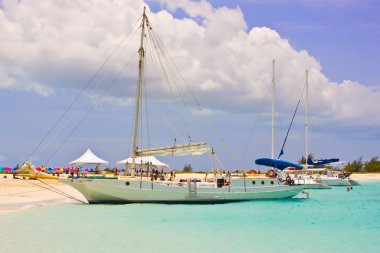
0 175 86 214
1 173 379 215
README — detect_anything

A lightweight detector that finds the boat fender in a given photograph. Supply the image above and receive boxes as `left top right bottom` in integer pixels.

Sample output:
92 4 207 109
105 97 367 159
267 170 275 178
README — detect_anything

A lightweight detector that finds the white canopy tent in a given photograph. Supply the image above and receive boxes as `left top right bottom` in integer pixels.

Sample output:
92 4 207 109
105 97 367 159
116 156 169 168
69 148 109 166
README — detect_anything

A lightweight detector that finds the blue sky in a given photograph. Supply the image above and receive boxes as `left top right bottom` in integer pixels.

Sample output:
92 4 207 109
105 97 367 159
0 0 379 170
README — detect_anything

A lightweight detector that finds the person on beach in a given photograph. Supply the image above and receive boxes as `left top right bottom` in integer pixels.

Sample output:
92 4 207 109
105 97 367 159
346 187 351 192
70 168 75 181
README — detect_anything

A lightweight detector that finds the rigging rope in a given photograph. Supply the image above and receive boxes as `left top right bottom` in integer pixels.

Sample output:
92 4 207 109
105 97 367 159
145 22 243 170
45 52 138 164
14 176 87 204
278 99 301 159
144 33 187 144
278 82 307 159
28 20 140 163
27 22 141 165
146 25 192 142
238 84 272 167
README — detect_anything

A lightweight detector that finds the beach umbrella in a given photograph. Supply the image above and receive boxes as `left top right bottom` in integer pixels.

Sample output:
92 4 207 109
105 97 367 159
47 167 53 172
5 167 11 172
84 168 89 172
0 167 5 171
12 167 18 171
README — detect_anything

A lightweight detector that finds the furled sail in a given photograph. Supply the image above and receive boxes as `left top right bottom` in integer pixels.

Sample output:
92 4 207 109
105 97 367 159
135 142 211 157
255 158 304 170
307 157 339 166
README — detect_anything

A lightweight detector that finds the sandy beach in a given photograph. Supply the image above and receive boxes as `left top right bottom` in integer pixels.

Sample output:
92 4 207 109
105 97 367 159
0 175 86 214
1 173 379 214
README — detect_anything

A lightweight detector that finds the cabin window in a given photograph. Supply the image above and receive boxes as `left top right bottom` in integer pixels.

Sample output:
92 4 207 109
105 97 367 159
252 181 256 184
261 181 265 185
125 181 130 186
270 181 274 185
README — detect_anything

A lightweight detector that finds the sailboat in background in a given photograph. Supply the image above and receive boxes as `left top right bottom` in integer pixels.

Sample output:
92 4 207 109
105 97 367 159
254 61 329 189
300 70 359 186
60 8 304 203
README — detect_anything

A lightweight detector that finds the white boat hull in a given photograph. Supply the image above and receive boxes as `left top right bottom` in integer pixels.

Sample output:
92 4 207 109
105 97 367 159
291 178 331 189
320 177 351 186
61 178 304 203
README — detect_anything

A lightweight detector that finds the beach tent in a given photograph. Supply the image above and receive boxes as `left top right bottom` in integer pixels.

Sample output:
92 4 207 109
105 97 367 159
69 148 109 166
116 156 169 168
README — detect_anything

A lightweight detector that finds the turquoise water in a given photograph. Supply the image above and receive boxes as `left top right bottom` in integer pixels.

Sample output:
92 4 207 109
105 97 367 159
1 182 379 253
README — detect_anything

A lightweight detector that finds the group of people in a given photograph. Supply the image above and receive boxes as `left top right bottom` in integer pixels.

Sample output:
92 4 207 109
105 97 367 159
149 168 165 181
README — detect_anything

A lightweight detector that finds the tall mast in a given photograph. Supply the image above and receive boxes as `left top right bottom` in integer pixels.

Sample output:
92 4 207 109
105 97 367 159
272 59 276 159
132 7 147 172
305 69 309 167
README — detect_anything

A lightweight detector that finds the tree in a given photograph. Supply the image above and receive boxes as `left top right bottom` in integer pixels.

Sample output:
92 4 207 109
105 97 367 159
344 157 364 172
183 164 193 172
298 154 320 166
298 155 306 165
364 156 380 172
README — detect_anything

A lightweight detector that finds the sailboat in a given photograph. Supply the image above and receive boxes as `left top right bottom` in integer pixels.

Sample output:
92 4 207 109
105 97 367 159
255 62 330 189
60 8 304 203
299 70 356 186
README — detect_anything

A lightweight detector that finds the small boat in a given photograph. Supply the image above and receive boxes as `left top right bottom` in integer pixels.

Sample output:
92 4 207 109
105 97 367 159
255 158 330 189
305 168 352 186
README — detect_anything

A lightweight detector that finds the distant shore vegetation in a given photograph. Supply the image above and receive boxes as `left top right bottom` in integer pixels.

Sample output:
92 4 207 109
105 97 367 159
297 154 380 173
343 156 380 173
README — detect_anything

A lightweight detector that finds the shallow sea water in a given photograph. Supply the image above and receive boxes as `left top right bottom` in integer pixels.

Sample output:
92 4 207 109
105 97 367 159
1 182 379 253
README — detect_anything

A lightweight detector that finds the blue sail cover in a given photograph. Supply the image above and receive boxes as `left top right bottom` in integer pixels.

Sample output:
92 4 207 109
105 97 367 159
307 158 339 166
255 158 303 170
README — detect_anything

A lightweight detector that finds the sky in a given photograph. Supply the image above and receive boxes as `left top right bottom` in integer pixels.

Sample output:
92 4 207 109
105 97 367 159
0 0 379 171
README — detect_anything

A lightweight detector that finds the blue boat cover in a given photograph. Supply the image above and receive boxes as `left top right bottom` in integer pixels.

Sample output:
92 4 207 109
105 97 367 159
255 158 303 170
307 158 339 166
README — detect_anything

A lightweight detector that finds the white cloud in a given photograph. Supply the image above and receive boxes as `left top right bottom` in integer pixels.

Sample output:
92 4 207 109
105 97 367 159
0 0 379 129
